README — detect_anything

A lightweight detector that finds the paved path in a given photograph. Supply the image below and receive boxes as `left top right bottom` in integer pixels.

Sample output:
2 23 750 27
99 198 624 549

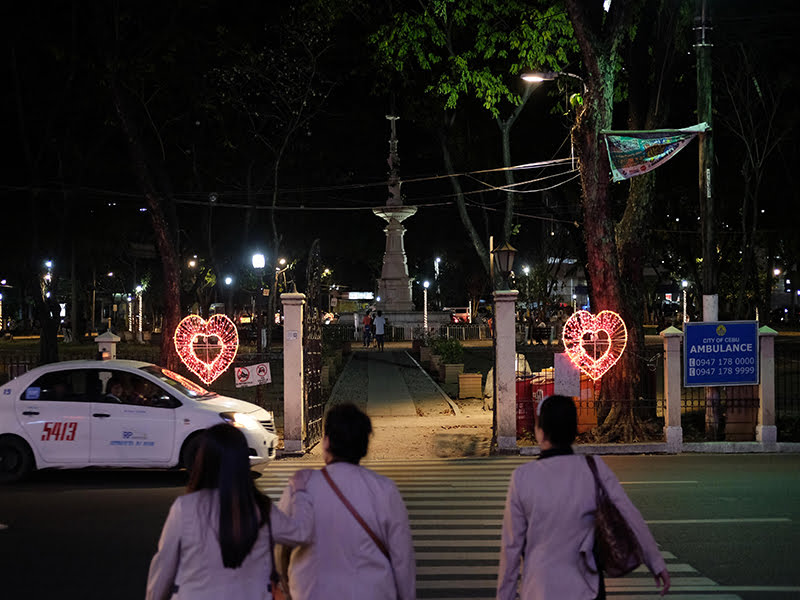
330 349 451 418
259 457 745 600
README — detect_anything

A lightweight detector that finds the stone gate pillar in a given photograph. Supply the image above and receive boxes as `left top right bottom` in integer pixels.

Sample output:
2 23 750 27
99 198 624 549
757 326 778 446
282 293 306 454
494 290 519 451
661 326 683 453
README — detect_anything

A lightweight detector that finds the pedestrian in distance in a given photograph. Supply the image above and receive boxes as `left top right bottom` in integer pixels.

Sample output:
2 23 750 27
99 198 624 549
276 403 416 600
373 310 386 351
362 311 372 348
497 395 670 600
146 424 313 600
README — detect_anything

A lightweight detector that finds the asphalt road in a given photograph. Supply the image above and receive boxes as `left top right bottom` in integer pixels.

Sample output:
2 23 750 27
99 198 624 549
1 454 798 600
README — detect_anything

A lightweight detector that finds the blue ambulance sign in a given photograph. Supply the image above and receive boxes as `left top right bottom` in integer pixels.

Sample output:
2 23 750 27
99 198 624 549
684 321 759 387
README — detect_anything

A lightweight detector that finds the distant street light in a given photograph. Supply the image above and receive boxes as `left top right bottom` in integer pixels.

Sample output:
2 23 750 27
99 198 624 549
224 276 233 286
251 253 266 270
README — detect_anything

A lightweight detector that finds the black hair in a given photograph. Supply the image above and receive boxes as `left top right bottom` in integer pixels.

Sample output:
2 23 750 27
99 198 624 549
324 403 372 464
187 424 271 568
377 310 382 316
537 395 578 447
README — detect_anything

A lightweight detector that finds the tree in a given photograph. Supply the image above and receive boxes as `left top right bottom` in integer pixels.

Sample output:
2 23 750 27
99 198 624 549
564 0 693 441
372 0 577 271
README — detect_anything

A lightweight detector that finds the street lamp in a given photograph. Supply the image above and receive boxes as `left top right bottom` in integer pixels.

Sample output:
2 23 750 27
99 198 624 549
521 71 587 93
423 280 430 331
492 242 517 290
251 253 266 353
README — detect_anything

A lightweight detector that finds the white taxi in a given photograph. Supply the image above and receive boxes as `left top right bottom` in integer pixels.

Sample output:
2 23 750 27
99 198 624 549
0 359 278 482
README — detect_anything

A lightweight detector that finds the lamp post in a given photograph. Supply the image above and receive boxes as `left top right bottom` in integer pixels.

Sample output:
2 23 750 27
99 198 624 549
492 242 518 290
423 280 430 331
135 285 144 343
252 253 266 354
682 279 689 324
434 257 441 310
521 71 586 170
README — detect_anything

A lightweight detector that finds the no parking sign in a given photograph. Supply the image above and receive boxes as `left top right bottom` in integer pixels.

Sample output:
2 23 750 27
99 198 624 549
235 362 272 388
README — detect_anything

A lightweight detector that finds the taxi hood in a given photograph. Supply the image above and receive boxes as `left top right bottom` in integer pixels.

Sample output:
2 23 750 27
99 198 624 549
198 395 268 416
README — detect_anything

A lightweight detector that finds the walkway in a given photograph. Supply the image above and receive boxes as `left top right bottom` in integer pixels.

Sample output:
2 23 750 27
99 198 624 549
322 347 492 459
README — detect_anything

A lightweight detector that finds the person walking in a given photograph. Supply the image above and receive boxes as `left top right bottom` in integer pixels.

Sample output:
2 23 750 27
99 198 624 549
373 310 387 351
277 403 415 600
362 311 373 348
146 424 313 600
497 395 670 600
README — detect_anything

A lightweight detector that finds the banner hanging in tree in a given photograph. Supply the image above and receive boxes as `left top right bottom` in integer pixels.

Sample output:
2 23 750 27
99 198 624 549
602 123 709 182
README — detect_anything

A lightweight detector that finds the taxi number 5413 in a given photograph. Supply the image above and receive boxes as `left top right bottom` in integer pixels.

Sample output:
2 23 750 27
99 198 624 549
42 421 78 441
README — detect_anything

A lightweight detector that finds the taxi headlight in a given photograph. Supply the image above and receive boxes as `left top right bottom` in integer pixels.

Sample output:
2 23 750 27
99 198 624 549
220 412 261 431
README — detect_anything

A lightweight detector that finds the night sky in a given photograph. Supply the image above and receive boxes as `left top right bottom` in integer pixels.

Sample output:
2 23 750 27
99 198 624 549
1 1 798 317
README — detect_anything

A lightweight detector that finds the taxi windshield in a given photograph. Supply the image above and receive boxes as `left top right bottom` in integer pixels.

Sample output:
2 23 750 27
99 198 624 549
140 365 218 399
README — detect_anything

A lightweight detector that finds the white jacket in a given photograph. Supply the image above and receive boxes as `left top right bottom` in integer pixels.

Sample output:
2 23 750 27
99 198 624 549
497 454 666 600
278 462 416 600
146 488 312 600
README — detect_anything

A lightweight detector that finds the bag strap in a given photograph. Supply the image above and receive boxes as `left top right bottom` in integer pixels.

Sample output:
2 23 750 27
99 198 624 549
322 466 391 562
585 455 605 504
266 506 281 591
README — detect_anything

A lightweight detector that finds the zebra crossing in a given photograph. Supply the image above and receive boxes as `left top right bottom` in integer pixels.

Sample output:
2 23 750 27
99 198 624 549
256 456 742 600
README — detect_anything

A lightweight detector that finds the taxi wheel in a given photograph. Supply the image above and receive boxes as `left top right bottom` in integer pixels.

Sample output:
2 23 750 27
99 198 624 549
0 436 34 483
180 433 204 472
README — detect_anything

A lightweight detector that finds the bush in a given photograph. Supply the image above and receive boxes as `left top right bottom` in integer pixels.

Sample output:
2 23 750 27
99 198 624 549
433 338 464 364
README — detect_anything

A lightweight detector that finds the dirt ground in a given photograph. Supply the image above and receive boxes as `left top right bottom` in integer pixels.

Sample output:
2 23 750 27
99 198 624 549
300 396 493 461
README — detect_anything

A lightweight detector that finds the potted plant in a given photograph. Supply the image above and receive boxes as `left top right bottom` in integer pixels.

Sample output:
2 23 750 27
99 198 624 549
438 338 465 384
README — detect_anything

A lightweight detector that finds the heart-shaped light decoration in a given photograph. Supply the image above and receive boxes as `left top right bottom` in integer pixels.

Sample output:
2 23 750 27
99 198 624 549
173 314 239 384
562 310 627 381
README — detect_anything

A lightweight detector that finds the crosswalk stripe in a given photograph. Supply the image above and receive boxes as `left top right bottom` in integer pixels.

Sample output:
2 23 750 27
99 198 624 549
256 458 740 599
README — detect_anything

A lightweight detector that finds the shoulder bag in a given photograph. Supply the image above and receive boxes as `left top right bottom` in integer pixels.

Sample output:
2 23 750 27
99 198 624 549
586 455 644 577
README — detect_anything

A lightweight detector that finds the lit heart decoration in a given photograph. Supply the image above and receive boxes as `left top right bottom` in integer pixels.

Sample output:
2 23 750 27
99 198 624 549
174 314 239 384
562 310 628 381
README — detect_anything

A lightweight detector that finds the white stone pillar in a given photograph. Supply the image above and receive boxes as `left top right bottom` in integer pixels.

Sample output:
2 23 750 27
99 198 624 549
494 290 519 450
281 293 306 454
95 330 120 360
757 326 778 445
660 326 683 453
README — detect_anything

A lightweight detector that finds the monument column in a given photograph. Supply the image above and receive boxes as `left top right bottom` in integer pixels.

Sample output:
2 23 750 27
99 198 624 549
373 115 416 312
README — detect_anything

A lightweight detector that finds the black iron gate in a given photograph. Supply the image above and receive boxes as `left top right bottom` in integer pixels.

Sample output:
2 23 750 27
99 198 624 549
303 240 324 449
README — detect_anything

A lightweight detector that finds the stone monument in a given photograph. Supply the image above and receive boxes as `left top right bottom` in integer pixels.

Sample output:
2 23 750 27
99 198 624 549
373 115 416 312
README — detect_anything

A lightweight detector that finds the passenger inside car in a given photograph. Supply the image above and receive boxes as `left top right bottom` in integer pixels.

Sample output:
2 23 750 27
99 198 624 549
105 377 125 403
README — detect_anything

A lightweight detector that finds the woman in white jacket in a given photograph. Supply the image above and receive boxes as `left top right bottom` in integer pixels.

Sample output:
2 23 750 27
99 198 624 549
146 424 313 600
497 395 670 600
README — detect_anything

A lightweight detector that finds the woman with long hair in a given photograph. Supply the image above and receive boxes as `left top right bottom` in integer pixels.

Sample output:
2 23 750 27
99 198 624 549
146 424 312 600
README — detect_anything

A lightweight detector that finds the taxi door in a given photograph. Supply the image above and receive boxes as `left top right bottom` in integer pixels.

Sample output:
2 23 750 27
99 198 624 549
89 370 175 464
17 369 92 464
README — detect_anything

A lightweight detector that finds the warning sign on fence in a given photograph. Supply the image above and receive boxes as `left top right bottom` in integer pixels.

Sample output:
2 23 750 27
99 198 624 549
235 362 272 388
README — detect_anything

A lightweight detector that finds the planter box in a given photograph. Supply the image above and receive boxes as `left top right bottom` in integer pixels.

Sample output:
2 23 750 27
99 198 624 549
444 363 464 384
458 372 482 399
412 339 422 353
430 354 442 372
420 346 433 366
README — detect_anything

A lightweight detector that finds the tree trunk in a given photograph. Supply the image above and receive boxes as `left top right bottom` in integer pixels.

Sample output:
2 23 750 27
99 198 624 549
112 84 181 370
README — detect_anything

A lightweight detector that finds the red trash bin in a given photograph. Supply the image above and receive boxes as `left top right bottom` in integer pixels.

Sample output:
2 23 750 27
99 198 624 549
516 376 534 436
